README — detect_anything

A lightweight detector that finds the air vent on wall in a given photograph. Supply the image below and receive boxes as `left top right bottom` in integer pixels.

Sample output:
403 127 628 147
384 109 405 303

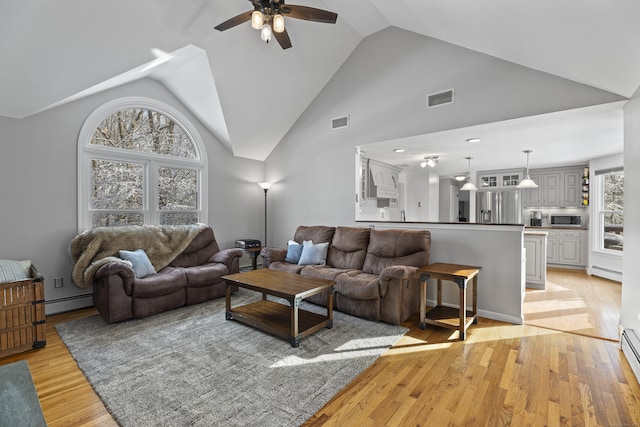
331 115 350 130
427 89 454 108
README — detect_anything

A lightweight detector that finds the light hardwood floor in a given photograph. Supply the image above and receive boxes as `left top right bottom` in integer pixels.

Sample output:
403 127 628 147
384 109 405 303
1 270 638 426
524 268 622 341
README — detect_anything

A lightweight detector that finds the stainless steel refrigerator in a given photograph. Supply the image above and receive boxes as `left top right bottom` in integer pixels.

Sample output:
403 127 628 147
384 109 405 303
476 190 522 224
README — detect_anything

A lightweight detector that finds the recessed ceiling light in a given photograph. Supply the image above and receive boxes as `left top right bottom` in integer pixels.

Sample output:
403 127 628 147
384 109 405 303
393 148 405 153
466 138 481 143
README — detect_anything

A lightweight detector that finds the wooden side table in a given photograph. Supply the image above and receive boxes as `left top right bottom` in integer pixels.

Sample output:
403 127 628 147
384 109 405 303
418 263 482 340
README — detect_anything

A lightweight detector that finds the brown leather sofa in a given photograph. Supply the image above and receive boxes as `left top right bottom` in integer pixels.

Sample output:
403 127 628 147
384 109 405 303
86 226 242 323
260 226 431 325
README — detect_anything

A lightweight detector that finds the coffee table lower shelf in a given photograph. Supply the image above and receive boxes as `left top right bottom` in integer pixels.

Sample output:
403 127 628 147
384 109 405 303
226 300 332 347
421 305 477 334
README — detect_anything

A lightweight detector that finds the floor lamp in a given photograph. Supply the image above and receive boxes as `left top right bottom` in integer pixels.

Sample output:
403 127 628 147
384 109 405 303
257 182 272 246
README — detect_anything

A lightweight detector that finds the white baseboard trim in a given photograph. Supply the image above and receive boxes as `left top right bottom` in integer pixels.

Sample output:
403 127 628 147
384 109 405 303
547 263 586 271
426 299 523 325
590 266 622 282
621 329 640 383
45 293 94 315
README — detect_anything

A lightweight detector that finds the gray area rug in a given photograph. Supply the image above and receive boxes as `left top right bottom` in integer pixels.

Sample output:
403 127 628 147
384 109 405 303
0 360 47 427
56 289 408 426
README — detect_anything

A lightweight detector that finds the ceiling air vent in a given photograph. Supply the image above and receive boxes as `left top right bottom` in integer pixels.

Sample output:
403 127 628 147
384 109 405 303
331 115 350 130
427 89 454 108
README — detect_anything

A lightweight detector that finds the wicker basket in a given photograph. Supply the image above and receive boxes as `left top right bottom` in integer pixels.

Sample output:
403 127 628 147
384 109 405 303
0 266 46 358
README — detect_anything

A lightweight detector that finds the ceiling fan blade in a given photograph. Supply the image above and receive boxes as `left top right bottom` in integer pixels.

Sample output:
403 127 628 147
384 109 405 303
214 10 253 31
273 28 292 49
282 5 337 24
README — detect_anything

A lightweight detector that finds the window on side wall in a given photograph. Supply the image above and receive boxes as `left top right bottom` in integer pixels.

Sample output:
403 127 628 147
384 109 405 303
595 168 623 252
78 97 207 231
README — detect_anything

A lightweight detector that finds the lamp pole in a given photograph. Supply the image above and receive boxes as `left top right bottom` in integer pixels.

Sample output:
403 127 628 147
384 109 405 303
257 182 272 246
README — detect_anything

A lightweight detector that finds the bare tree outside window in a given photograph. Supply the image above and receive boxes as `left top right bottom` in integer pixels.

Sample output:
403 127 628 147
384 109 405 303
91 160 143 210
91 108 197 159
84 104 203 228
601 171 624 251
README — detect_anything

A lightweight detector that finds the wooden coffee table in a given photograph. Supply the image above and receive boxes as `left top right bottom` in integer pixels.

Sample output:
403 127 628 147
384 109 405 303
222 269 335 347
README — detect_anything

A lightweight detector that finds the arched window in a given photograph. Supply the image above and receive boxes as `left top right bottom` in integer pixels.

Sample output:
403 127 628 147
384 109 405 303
78 97 207 231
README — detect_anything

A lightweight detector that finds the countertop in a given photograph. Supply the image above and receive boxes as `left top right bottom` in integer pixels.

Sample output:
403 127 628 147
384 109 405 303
525 226 588 231
524 229 549 236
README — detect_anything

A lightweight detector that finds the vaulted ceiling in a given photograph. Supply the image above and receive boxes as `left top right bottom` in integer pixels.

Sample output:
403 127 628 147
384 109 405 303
2 0 640 161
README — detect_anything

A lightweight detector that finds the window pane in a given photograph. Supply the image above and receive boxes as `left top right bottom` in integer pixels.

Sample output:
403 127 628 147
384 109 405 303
158 167 198 210
160 212 199 225
91 108 197 159
603 171 624 210
93 213 144 227
91 160 143 209
603 213 624 251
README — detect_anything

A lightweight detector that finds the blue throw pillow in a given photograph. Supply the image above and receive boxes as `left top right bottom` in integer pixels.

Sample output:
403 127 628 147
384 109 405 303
119 249 156 278
285 240 303 264
298 241 329 266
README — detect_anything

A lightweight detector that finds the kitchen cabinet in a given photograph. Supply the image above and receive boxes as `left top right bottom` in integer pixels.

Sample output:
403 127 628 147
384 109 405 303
523 166 586 208
477 169 523 190
361 158 399 200
546 229 586 266
563 170 582 207
524 173 543 207
542 172 562 206
524 231 547 289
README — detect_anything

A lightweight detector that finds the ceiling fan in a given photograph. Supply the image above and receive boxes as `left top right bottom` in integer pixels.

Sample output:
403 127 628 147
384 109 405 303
215 0 338 49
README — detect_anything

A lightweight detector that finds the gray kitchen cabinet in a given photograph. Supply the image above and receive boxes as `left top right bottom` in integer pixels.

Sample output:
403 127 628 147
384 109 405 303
477 169 523 190
546 229 585 266
542 172 562 206
523 172 542 207
524 232 547 289
523 166 586 208
563 170 583 207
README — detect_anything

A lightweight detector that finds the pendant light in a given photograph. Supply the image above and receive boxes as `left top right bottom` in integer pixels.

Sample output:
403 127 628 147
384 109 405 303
460 156 478 191
517 149 539 189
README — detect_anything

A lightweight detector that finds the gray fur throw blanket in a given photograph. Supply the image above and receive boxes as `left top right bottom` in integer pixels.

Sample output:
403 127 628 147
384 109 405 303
70 223 208 289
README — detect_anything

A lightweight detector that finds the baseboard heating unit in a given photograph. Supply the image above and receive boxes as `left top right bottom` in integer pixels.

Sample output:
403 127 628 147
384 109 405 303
621 329 640 382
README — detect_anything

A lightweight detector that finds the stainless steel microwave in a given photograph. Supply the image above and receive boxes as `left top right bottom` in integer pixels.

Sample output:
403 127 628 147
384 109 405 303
550 215 581 226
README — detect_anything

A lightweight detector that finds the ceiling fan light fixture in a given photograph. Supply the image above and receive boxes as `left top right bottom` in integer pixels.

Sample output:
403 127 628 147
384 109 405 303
273 13 285 33
251 10 264 29
454 174 467 181
261 23 272 43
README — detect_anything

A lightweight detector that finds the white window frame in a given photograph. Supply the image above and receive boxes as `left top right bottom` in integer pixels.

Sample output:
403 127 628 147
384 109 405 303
593 167 623 254
78 97 208 232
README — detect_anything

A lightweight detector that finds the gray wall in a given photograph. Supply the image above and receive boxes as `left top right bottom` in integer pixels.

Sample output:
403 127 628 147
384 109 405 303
265 27 623 244
0 79 264 314
261 27 627 324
